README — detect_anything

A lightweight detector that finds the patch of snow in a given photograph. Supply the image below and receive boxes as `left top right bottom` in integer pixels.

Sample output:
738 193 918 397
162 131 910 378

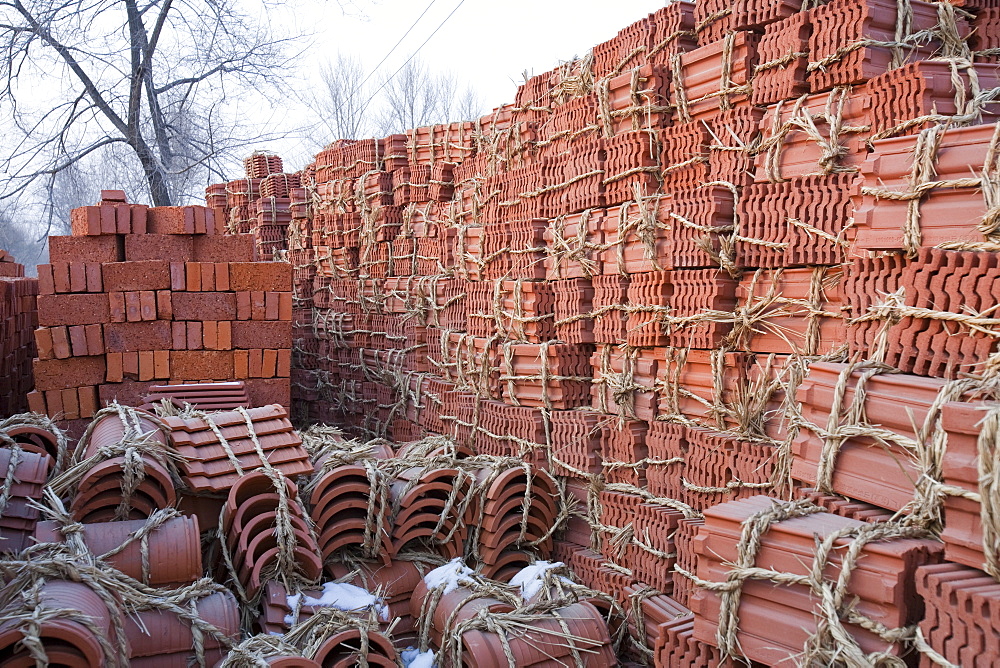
422 558 477 595
509 560 568 601
401 647 436 668
285 581 389 625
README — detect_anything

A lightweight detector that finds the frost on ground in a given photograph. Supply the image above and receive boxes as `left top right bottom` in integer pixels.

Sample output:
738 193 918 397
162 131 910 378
422 557 478 595
401 647 436 668
509 560 570 601
284 581 388 626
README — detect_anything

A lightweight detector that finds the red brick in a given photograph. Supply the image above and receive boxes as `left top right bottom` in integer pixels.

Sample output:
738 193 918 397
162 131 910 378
106 352 123 383
215 263 230 291
85 325 103 356
203 321 218 350
109 292 126 323
101 189 127 202
33 356 106 391
234 350 249 379
156 291 172 320
205 208 218 235
170 292 237 321
102 261 171 292
115 203 131 234
100 204 116 234
277 348 291 377
248 348 263 377
86 263 102 292
251 291 266 320
193 206 207 234
185 263 201 292
244 378 290 410
236 292 251 320
265 292 280 320
125 291 142 322
34 328 54 360
154 350 170 379
68 263 87 292
51 327 70 359
124 234 194 262
278 293 293 321
262 349 277 378
200 263 215 291
231 321 291 349
139 291 157 321
62 388 80 420
103 321 172 353
171 322 187 350
38 294 109 326
78 386 99 418
124 291 141 322
70 207 102 236
37 265 55 295
68 325 88 357
123 352 139 378
170 263 186 291
170 350 234 380
49 235 121 263
131 205 148 234
147 206 194 234
44 390 63 416
192 235 256 262
217 321 232 350
228 262 291 291
186 321 202 350
99 380 155 408
52 262 71 293
27 390 45 414
138 351 155 381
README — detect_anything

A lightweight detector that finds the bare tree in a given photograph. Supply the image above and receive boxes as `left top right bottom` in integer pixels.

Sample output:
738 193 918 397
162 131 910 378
306 54 486 145
454 85 485 123
0 0 304 207
374 58 460 136
310 52 369 142
0 202 45 270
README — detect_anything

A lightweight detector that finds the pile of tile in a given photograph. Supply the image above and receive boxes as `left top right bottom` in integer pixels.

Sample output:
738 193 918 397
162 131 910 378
0 252 38 417
0 0 996 664
28 190 292 437
211 0 1000 663
69 408 177 522
164 404 312 493
0 415 243 664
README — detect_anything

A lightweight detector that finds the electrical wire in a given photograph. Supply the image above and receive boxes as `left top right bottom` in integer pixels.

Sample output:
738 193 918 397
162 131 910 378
356 0 468 118
353 0 440 93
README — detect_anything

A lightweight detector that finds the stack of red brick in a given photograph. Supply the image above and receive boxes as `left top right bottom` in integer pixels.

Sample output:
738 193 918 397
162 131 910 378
0 251 38 417
28 190 291 436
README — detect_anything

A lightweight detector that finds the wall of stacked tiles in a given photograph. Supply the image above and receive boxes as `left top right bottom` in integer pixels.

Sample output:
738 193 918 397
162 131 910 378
204 0 1000 664
28 190 292 437
0 252 38 417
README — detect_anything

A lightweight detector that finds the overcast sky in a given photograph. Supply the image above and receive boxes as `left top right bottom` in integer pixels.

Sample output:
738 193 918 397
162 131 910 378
272 0 665 167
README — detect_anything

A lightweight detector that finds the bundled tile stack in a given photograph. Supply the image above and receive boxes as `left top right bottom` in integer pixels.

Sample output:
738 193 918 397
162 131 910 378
191 0 1000 664
0 251 38 417
163 404 312 494
0 409 242 665
27 190 292 436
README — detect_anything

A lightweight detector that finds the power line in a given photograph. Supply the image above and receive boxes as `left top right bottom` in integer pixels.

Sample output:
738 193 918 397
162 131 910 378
286 0 440 158
357 0 468 119
353 0 440 94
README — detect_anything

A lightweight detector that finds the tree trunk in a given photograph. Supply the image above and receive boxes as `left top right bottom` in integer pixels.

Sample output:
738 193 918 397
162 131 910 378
133 140 172 206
